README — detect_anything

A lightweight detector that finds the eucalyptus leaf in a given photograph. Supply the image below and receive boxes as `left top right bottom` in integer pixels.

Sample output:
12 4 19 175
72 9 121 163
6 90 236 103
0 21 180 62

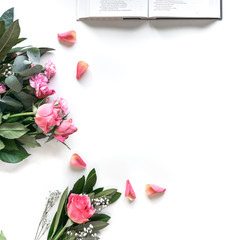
0 21 5 38
17 135 40 148
39 47 55 56
0 7 14 30
0 96 23 112
0 145 30 163
0 20 20 63
0 122 28 139
12 55 29 73
20 65 42 77
5 75 22 92
0 139 5 150
27 47 40 64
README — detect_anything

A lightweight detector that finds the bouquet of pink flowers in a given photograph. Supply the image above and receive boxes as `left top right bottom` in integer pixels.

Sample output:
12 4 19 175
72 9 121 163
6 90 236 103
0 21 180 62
0 8 77 163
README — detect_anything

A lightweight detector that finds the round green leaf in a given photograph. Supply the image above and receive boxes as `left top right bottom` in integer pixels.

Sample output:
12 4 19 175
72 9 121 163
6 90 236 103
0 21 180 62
27 47 40 64
12 55 29 73
5 75 22 92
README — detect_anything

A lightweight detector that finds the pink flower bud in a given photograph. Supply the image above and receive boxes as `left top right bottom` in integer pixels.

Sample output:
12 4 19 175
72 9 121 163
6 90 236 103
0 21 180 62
76 61 88 79
0 83 6 94
57 30 76 43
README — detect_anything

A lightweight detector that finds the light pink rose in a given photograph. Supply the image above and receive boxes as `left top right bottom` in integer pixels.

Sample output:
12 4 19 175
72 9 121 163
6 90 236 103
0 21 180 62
54 98 68 116
0 83 6 94
44 60 56 79
30 74 55 98
54 118 77 143
67 194 95 224
35 103 62 133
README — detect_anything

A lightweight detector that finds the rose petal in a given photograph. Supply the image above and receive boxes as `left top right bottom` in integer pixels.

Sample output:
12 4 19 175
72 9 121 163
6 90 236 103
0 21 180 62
57 30 76 43
145 184 166 195
125 180 136 200
76 61 88 79
70 153 86 168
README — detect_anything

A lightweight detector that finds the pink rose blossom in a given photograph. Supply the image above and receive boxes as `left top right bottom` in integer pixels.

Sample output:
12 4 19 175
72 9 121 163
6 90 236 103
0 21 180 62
30 74 55 98
54 98 68 116
125 180 136 200
35 102 62 133
0 83 6 94
44 60 56 79
70 153 86 168
54 119 77 143
67 194 95 224
145 184 166 196
57 30 76 43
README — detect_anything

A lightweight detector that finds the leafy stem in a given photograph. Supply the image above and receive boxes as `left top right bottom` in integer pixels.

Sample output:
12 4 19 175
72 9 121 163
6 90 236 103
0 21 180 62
8 111 34 119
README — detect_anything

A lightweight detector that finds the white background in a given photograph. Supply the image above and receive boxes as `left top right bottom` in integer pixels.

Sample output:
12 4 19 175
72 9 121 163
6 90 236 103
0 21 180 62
1 1 240 240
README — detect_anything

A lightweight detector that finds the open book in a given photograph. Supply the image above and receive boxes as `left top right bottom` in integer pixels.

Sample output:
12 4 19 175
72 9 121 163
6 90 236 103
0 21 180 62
76 0 222 20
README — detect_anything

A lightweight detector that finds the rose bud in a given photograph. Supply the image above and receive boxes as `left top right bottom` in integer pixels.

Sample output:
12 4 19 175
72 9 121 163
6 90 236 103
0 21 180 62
67 194 95 224
57 30 76 43
125 180 136 200
76 61 88 79
145 184 166 196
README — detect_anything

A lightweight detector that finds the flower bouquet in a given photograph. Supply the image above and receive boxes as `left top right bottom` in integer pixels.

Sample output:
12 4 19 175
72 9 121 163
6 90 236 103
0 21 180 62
0 8 77 163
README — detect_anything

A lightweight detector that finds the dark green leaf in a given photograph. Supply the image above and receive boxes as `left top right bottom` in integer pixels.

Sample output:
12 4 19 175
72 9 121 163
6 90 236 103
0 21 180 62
0 139 5 150
87 168 96 181
0 145 30 163
13 92 37 110
109 192 121 204
0 96 23 112
12 55 28 73
70 176 85 195
0 8 14 29
17 135 40 148
2 139 18 151
83 172 97 194
0 110 2 124
39 47 55 56
16 37 26 45
0 20 20 63
27 47 40 64
0 21 5 38
20 65 43 77
5 75 22 92
90 214 111 222
71 221 109 233
0 122 28 139
51 187 68 239
92 187 104 195
47 212 57 240
95 189 117 198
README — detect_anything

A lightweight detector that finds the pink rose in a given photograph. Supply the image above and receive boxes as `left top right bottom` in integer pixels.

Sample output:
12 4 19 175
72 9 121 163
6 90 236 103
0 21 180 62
35 103 62 133
30 74 55 98
44 60 56 79
67 194 95 224
0 83 6 94
54 118 77 143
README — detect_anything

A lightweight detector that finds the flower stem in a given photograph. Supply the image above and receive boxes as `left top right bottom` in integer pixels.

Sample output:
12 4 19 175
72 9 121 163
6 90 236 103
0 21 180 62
52 219 73 240
8 112 35 119
27 131 44 135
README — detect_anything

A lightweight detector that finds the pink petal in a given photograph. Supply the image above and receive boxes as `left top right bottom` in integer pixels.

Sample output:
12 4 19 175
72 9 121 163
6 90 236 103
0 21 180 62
145 184 166 195
76 61 88 79
57 30 76 43
125 180 136 200
70 153 86 168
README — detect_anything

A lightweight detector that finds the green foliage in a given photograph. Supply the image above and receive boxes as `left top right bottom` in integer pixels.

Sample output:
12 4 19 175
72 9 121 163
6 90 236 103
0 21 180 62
0 231 6 240
5 75 22 92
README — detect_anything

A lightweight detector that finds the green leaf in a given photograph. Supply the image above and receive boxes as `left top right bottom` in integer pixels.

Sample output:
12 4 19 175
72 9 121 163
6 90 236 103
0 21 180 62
95 189 117 198
0 96 23 112
12 55 29 73
0 8 14 29
1 139 18 151
5 75 22 92
0 145 30 163
39 47 55 56
17 135 40 148
0 110 2 124
2 113 10 120
20 65 42 77
87 168 96 181
71 221 109 233
109 192 121 204
0 122 28 139
0 231 7 240
47 212 57 240
0 21 5 38
13 92 37 110
0 20 20 63
27 47 40 64
90 214 111 222
51 187 68 239
0 139 5 150
92 187 104 195
70 175 85 195
83 171 97 194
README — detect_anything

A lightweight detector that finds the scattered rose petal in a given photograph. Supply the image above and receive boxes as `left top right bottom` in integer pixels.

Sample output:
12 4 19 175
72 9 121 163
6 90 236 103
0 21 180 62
145 184 166 195
70 153 86 168
125 180 136 200
76 61 88 79
57 30 76 43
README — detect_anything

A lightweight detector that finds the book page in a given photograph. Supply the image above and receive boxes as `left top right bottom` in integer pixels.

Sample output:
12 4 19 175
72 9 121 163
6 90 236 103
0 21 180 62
89 0 148 18
149 0 221 18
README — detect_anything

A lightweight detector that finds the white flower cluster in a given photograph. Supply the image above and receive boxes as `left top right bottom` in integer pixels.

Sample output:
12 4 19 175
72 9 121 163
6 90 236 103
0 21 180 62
2 63 12 77
67 224 99 240
91 197 110 212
